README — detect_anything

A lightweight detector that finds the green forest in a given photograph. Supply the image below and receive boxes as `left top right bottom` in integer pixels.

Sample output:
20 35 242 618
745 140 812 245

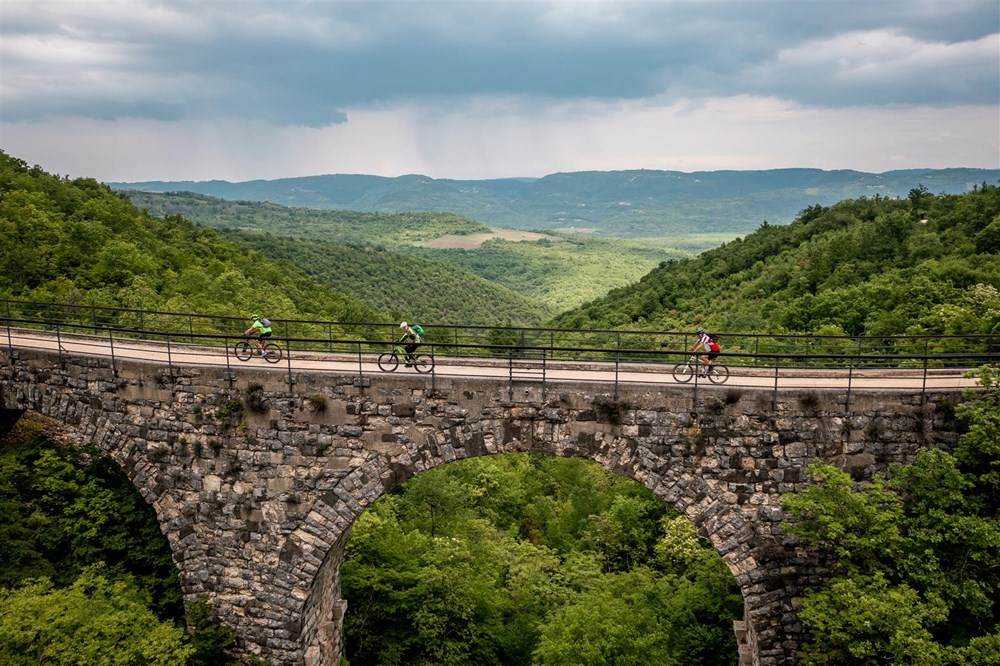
341 455 743 666
123 190 676 319
553 185 1000 338
1 149 999 664
220 230 552 325
0 152 384 325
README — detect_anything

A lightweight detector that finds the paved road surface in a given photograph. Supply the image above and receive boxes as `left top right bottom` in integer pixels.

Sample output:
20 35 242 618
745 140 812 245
2 328 978 392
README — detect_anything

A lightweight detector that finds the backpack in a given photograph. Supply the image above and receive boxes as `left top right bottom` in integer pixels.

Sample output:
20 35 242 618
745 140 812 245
706 334 720 352
259 317 272 328
411 324 424 337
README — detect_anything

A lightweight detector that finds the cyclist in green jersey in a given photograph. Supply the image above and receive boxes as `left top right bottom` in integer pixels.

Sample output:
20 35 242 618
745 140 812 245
398 321 423 366
243 315 273 357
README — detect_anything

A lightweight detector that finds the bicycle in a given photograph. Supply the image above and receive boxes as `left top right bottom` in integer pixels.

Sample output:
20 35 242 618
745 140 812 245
234 336 282 364
378 344 433 373
672 356 729 384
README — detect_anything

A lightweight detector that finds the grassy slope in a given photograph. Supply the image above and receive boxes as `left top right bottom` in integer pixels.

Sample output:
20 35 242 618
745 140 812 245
406 235 672 313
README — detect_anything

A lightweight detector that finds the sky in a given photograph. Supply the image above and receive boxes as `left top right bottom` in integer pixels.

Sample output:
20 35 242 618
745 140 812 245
1 0 998 183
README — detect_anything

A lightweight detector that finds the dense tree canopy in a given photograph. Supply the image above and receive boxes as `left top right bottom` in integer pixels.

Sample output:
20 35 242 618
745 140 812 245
124 189 677 323
783 367 1000 665
552 186 1000 338
0 420 237 664
0 151 383 324
221 230 552 326
342 454 743 666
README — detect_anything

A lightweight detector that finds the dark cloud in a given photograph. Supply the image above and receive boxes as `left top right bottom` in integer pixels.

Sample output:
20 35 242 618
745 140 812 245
1 0 997 126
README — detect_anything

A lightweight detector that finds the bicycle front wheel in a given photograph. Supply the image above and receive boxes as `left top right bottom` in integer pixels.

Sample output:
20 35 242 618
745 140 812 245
671 363 694 383
377 352 399 372
412 354 434 374
263 343 283 364
707 365 729 384
234 340 253 361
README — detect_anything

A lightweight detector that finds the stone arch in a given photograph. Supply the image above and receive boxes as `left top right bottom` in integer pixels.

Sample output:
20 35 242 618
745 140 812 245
0 404 197 588
278 387 774 666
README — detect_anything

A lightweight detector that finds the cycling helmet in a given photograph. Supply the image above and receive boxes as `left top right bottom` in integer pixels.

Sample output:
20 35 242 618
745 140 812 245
399 322 408 329
251 315 260 321
695 328 705 334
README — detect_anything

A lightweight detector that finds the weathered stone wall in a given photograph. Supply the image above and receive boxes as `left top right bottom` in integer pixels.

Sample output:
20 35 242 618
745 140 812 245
0 347 963 665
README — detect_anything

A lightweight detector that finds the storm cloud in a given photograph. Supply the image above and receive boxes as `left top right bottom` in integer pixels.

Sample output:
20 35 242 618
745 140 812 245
1 0 997 181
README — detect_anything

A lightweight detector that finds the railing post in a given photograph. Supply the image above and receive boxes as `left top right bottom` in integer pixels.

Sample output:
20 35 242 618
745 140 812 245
189 315 195 344
921 338 929 405
166 337 174 382
692 359 700 413
357 341 364 380
224 334 234 386
508 350 514 398
286 338 293 388
771 355 780 410
5 301 12 361
614 348 620 399
109 329 117 377
845 355 853 413
430 346 437 393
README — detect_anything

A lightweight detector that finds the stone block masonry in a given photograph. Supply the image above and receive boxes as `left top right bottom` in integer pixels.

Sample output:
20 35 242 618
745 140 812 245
0 348 964 665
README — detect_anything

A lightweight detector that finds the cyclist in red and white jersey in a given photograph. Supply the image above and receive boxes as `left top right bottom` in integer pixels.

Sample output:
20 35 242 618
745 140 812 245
689 328 720 375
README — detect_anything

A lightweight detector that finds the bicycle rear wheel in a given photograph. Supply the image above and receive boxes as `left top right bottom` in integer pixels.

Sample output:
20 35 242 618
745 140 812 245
671 363 694 383
234 340 253 361
263 343 282 364
707 364 729 384
377 352 399 372
412 354 434 374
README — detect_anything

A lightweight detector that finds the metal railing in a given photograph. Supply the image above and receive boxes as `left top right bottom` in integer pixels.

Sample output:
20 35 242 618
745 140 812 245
2 299 997 405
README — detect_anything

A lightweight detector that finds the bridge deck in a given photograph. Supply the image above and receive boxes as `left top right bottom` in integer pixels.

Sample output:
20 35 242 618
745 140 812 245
3 328 978 392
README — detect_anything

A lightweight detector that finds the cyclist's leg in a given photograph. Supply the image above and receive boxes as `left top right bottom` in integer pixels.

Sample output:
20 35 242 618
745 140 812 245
700 352 712 375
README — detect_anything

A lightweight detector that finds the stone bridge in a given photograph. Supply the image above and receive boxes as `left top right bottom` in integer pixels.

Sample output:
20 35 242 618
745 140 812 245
0 345 965 666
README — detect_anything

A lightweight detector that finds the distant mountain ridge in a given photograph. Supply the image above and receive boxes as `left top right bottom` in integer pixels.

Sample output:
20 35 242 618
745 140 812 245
111 168 999 238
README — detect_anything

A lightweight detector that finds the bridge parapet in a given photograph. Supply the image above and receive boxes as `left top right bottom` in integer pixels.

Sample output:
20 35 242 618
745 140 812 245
0 344 966 665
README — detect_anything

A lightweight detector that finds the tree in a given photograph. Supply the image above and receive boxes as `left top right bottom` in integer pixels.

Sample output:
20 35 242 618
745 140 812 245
783 366 1000 664
0 567 194 665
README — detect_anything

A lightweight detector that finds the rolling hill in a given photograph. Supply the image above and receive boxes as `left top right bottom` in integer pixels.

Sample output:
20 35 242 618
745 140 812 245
112 167 999 239
123 191 677 317
551 184 1000 340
